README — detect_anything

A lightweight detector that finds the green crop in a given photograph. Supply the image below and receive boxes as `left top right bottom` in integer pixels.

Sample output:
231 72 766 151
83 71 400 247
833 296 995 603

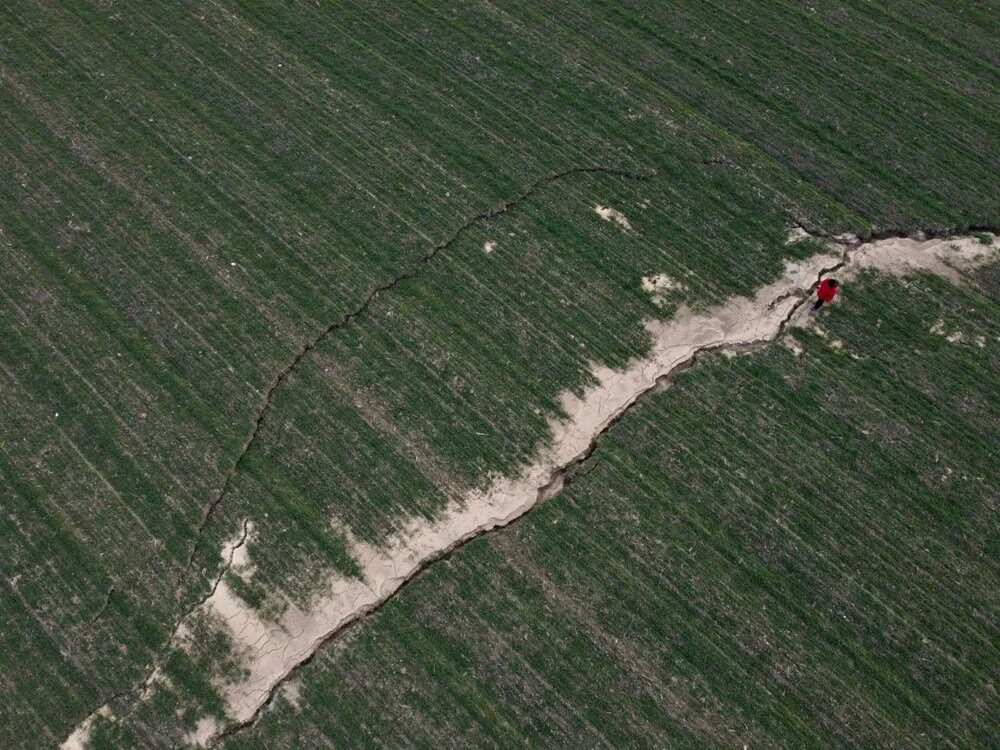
1 0 997 745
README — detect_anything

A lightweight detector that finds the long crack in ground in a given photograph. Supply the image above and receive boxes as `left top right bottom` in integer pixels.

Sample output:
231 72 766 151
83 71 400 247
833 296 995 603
207 247 841 746
63 227 998 749
203 230 997 746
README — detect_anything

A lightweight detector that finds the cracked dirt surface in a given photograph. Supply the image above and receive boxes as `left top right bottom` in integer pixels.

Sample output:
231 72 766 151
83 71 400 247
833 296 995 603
60 231 997 749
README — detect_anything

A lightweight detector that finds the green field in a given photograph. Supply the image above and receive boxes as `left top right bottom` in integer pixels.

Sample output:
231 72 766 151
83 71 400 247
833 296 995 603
1 0 998 747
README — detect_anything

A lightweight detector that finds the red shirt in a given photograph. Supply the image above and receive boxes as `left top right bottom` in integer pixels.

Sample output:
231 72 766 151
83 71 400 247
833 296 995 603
817 279 839 303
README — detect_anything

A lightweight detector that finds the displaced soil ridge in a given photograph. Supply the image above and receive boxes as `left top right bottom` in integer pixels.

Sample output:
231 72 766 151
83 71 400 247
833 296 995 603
196 231 997 746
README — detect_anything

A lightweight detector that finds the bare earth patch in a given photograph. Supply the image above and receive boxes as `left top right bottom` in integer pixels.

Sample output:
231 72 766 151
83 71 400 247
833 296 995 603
60 706 111 750
594 204 634 232
642 273 686 306
61 233 997 747
186 719 220 748
850 234 994 283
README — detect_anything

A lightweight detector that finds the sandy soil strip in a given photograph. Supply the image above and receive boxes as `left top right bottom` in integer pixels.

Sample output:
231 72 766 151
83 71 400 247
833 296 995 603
61 706 112 750
63 233 997 748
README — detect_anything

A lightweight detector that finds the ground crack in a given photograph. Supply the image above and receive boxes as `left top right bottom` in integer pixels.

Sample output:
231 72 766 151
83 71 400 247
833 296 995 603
137 521 251 710
61 521 253 744
208 240 855 746
214 226 1000 745
88 586 116 623
71 218 996 748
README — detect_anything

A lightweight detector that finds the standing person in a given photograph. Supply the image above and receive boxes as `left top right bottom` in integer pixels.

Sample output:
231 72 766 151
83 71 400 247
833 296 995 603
814 278 839 310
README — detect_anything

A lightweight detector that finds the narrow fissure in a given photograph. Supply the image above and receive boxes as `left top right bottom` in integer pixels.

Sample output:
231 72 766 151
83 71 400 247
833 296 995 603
190 165 658 550
61 165 655 747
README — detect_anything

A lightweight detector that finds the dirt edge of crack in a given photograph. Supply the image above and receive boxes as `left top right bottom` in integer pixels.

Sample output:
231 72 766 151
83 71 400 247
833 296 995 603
208 248 856 746
141 521 251 703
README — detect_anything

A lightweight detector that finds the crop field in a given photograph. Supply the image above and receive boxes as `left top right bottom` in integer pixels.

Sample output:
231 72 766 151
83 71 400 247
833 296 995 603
0 0 997 747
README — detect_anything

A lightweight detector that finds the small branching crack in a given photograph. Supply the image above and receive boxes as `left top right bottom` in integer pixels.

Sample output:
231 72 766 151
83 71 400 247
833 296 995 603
76 521 253 740
189 165 656 561
89 586 116 623
151 520 250 695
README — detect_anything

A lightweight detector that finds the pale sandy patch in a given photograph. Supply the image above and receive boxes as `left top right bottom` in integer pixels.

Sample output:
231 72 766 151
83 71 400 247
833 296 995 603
785 226 811 244
483 240 496 255
172 522 252 646
930 318 974 345
642 273 685 306
849 233 998 284
279 679 302 709
833 232 860 243
228 521 256 581
60 706 111 750
185 717 220 748
595 205 633 232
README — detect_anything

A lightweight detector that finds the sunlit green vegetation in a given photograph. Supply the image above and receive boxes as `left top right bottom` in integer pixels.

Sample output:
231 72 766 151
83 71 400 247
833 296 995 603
0 0 997 745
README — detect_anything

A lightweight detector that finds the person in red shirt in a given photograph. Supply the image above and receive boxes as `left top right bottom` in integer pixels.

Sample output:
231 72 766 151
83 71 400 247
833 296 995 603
813 278 839 310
